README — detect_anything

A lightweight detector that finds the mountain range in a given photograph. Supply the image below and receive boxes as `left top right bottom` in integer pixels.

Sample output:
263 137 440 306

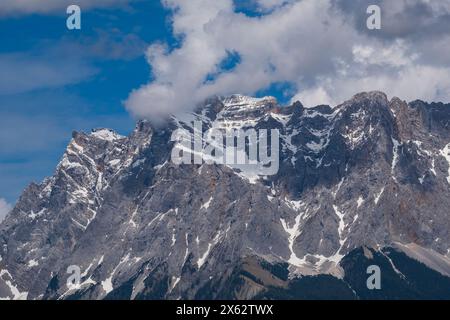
1 91 450 300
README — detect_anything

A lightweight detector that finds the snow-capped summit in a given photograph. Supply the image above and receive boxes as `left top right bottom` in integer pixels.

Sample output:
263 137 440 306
90 128 125 142
221 94 277 109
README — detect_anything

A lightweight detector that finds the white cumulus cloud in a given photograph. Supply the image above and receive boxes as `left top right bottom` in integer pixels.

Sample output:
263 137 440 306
124 0 450 121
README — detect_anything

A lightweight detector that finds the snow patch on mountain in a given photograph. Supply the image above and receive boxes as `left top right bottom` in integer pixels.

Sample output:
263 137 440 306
0 269 28 300
440 143 450 185
280 214 305 267
91 129 125 141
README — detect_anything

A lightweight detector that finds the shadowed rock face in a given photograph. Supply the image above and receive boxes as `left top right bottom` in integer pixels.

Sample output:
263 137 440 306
1 91 450 300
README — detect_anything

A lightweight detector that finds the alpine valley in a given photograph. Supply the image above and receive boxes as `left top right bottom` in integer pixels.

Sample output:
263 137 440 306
1 91 450 300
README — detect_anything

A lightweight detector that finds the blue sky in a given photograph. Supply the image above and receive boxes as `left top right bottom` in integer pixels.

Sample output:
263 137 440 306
0 1 172 203
1 0 450 206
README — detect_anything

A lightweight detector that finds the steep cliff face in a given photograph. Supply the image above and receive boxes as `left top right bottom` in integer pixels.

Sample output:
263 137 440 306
1 91 450 300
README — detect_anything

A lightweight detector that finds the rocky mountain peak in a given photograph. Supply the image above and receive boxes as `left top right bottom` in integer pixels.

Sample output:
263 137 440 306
348 91 388 105
221 94 277 109
90 128 125 142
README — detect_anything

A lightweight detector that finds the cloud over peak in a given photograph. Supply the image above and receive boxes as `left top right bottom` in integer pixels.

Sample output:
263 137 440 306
125 0 450 121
